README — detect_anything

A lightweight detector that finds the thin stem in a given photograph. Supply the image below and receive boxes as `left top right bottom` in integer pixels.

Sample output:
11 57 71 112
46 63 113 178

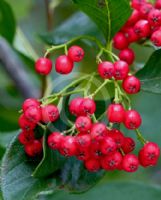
41 76 48 98
102 48 119 61
44 0 53 31
135 129 147 144
114 81 120 103
92 114 98 123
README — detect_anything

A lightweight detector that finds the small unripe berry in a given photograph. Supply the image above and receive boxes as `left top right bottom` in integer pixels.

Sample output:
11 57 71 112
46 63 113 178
114 60 129 80
122 154 139 172
35 58 52 75
113 32 129 50
41 105 59 123
68 45 84 62
75 116 92 132
55 55 74 74
25 140 42 157
119 48 135 65
124 110 142 130
98 61 115 79
122 75 141 94
107 104 125 123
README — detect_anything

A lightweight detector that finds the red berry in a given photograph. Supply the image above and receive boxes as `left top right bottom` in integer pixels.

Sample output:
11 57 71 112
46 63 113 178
69 97 83 116
80 98 96 115
139 142 160 167
18 114 36 131
75 116 92 132
90 123 107 141
90 141 102 159
68 45 84 62
114 60 129 80
107 129 125 148
113 32 129 50
151 30 161 46
35 58 52 75
76 133 91 149
148 9 161 27
126 9 140 26
47 132 63 150
139 3 153 19
22 98 40 112
122 75 141 94
76 148 90 161
55 55 74 74
107 104 125 123
101 152 122 170
24 106 41 124
119 48 135 65
59 136 77 157
124 110 142 130
124 27 139 43
85 158 100 172
122 137 136 154
131 0 146 10
155 0 161 9
18 131 35 145
101 136 117 155
134 20 150 38
41 105 59 123
25 140 42 157
122 154 139 172
98 61 115 79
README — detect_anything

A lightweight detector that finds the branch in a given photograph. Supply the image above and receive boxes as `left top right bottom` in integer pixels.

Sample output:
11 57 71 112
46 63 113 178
0 37 40 99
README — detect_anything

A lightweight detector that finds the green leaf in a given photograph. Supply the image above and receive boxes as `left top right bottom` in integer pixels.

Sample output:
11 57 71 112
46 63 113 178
72 0 131 40
37 181 161 200
0 0 16 43
136 49 161 94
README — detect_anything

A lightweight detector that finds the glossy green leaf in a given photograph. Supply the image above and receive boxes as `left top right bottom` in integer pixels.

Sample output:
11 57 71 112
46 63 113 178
0 0 16 43
136 49 161 94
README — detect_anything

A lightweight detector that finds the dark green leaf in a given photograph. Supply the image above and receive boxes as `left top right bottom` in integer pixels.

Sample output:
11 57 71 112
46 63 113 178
0 0 16 43
72 0 131 40
136 49 161 94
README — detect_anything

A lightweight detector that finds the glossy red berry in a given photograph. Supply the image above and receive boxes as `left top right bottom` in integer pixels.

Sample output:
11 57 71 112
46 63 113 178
47 132 63 150
122 75 141 94
101 152 122 171
107 129 125 148
107 104 125 123
35 58 52 75
114 60 129 80
25 140 42 157
22 98 40 112
24 106 41 124
76 148 90 161
139 3 153 19
90 123 107 141
101 136 117 155
18 114 36 131
68 45 84 62
126 9 140 26
85 158 100 172
155 0 161 9
122 154 139 172
139 142 160 167
75 116 92 132
55 55 74 74
18 131 35 145
122 137 136 154
124 27 139 43
134 20 150 38
151 30 161 46
113 32 129 50
41 105 59 123
131 0 146 10
69 97 83 116
119 48 135 65
98 61 115 79
124 110 142 130
90 141 102 159
148 9 161 27
80 98 96 115
59 136 77 157
76 133 91 149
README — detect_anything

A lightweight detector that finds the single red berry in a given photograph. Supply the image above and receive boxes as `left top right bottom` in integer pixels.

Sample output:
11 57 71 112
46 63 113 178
148 9 161 27
25 140 42 157
69 97 83 116
98 61 115 79
114 60 129 80
47 132 63 150
84 158 100 172
151 30 161 46
41 105 59 123
18 131 35 145
68 45 84 62
35 58 52 75
107 104 125 123
139 3 153 19
124 110 142 130
126 9 140 26
75 116 92 132
107 129 125 148
55 55 74 74
100 136 117 155
75 133 91 149
155 0 161 9
80 98 96 115
113 32 129 50
122 75 141 94
59 136 77 157
119 48 135 65
139 142 160 167
24 106 41 124
18 114 36 131
101 152 122 171
131 0 147 10
22 98 40 112
134 20 150 38
124 27 139 43
122 137 136 154
76 148 90 161
122 154 139 172
90 123 107 141
90 141 102 159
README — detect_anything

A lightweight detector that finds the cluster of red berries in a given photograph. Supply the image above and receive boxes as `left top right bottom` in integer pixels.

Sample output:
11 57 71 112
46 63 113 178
18 98 59 156
35 45 84 75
